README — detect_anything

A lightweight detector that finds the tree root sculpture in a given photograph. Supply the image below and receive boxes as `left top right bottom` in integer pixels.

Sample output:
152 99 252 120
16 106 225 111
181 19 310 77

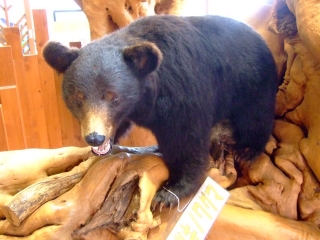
78 0 186 40
270 0 320 183
1 124 320 239
0 147 168 240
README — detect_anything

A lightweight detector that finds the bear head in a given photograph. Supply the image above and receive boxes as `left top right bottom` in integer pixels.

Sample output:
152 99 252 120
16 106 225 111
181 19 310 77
43 41 163 155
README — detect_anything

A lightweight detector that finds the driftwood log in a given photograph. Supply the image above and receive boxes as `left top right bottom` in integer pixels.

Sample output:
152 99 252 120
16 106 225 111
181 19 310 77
1 0 320 239
1 134 320 239
0 147 168 240
74 0 186 40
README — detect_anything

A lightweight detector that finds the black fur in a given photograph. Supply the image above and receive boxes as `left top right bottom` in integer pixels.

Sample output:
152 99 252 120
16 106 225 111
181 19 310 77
43 15 278 206
43 41 79 73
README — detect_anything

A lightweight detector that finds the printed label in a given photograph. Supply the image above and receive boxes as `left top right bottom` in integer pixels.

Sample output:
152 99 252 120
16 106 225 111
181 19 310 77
167 177 230 240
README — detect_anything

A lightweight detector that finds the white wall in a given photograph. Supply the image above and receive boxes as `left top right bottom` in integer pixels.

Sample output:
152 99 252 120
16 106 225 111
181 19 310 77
207 0 272 21
29 0 90 46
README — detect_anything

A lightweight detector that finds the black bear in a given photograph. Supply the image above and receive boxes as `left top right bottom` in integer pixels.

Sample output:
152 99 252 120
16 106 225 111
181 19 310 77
43 15 277 206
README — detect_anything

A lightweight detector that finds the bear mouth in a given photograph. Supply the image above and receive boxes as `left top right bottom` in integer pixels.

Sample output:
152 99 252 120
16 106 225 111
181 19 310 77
91 139 112 156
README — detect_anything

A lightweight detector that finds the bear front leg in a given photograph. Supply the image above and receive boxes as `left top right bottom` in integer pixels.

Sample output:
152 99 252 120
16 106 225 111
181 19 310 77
152 147 209 208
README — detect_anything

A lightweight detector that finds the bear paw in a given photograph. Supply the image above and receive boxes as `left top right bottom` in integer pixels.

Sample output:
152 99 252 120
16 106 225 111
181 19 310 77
152 183 194 211
152 188 179 209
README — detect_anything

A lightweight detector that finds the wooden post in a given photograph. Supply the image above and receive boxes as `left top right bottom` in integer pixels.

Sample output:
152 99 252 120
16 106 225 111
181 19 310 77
0 106 9 151
0 45 26 150
3 0 10 27
0 86 26 150
23 54 50 148
4 27 49 148
23 0 36 54
33 9 63 148
0 46 16 87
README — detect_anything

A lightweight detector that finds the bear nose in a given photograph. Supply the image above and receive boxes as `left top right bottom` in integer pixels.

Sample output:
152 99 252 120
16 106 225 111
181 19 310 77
85 132 105 146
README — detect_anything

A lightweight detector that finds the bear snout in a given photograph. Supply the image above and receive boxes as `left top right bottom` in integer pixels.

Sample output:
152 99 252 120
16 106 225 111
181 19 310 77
85 132 106 146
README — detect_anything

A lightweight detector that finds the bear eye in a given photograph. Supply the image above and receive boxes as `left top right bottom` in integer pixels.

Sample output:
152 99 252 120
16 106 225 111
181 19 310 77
74 100 82 108
112 97 120 106
73 93 84 108
104 90 120 107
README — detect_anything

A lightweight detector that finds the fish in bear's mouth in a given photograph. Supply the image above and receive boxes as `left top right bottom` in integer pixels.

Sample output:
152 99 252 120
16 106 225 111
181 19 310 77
91 139 113 156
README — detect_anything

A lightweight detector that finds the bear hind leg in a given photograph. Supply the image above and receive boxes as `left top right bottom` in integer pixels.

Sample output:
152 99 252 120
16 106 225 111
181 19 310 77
230 110 273 161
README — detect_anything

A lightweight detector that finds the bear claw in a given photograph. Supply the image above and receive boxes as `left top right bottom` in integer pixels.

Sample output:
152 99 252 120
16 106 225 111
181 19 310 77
152 187 181 210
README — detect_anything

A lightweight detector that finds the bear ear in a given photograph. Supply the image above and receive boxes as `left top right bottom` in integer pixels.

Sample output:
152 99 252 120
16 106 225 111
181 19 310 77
42 41 79 73
123 42 163 76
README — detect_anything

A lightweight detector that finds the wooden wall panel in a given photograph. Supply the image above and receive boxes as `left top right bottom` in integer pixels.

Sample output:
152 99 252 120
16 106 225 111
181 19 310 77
4 27 49 148
3 27 22 60
0 105 9 151
0 87 26 150
0 47 16 87
23 55 50 148
0 9 87 151
33 9 63 148
53 72 77 146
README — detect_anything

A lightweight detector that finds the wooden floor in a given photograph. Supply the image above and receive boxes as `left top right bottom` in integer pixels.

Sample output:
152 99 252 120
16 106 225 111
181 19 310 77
0 9 86 151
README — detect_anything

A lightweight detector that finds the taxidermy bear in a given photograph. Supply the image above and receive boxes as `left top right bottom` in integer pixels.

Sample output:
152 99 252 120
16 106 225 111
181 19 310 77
43 15 277 206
